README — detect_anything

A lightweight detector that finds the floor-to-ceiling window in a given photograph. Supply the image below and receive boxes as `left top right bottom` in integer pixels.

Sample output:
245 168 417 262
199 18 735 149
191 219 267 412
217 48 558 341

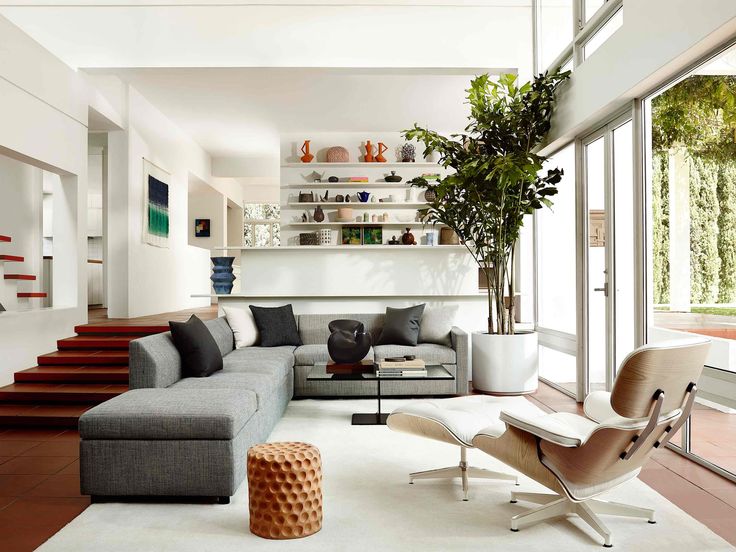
644 42 736 481
536 143 578 395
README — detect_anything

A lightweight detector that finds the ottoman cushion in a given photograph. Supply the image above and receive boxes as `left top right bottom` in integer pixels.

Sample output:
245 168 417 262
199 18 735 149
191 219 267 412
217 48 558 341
79 388 257 440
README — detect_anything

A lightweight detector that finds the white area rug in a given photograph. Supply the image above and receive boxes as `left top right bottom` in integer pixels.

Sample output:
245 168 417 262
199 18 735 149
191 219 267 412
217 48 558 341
41 399 733 551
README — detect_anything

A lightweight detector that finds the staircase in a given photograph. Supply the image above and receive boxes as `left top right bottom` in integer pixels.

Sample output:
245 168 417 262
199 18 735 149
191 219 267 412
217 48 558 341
0 234 47 311
0 323 168 427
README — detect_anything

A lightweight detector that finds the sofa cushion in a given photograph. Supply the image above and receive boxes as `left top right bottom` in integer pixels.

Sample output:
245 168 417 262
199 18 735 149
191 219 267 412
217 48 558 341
169 315 223 378
223 346 295 380
79 389 256 440
297 313 385 346
250 304 302 347
373 343 456 365
223 306 259 348
171 371 279 407
295 343 374 366
203 316 235 357
419 305 458 347
376 304 426 346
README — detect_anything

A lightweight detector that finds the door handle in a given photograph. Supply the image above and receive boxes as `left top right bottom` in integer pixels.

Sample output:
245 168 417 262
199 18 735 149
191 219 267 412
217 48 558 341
594 283 609 296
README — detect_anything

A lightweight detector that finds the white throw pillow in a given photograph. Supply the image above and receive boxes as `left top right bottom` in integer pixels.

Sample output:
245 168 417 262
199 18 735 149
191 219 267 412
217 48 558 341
419 305 458 347
223 306 259 348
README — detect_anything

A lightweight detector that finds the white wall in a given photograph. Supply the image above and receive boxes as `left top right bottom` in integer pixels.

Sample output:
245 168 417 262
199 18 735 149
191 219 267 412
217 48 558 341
188 185 226 252
544 0 736 151
0 14 88 385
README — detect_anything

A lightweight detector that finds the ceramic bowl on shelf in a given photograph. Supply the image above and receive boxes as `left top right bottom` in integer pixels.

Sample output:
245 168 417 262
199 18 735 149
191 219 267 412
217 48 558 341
337 207 354 221
337 217 356 223
395 214 415 223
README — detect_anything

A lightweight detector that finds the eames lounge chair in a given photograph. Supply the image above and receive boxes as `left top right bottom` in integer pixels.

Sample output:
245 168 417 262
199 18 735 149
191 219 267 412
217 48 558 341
387 338 709 546
471 337 710 547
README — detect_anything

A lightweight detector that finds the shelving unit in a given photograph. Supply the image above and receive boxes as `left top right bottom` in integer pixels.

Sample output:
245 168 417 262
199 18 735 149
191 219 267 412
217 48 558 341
215 245 466 251
283 183 410 189
284 222 425 228
285 202 427 209
282 162 440 168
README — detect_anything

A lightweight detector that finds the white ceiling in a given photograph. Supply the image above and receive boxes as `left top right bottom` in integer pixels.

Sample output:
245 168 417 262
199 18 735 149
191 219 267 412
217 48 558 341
88 67 492 160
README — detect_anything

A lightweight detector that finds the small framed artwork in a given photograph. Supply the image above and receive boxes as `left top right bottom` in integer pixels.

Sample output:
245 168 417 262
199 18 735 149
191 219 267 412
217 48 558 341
195 218 211 238
363 226 383 245
341 226 362 245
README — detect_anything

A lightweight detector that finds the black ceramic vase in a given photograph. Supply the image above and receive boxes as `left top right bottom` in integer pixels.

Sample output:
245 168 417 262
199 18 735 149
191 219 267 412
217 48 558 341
327 319 372 364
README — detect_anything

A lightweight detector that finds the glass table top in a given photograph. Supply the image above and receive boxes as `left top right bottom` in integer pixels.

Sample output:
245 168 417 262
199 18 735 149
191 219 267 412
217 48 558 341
307 362 454 381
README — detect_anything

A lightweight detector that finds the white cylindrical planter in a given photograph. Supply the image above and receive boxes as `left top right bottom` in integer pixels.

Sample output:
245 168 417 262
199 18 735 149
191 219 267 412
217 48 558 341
472 331 539 395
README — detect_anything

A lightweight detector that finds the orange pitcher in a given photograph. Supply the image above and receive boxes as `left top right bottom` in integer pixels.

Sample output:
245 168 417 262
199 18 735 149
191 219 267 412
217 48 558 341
364 140 375 163
376 142 388 162
300 140 314 163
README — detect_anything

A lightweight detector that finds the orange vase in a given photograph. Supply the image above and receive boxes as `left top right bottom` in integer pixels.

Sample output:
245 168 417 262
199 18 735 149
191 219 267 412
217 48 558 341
364 140 374 163
301 140 314 163
376 142 388 163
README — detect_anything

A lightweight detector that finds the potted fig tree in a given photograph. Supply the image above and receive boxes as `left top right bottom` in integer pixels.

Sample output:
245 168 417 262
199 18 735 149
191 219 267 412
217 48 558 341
404 70 569 394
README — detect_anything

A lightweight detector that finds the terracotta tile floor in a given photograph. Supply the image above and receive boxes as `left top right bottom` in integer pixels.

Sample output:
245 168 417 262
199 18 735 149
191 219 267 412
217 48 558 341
0 381 733 550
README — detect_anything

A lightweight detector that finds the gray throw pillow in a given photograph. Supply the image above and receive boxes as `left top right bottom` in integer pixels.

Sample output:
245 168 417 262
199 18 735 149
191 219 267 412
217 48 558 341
377 304 426 346
249 304 302 347
419 305 458 347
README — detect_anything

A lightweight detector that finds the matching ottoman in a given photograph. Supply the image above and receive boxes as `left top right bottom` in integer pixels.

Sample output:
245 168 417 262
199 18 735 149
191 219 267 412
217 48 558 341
79 388 258 502
247 442 323 539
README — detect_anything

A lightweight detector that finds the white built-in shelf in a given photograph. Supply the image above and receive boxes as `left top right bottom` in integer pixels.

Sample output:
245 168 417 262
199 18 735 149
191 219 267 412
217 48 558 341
282 162 441 168
194 292 483 299
215 245 466 251
283 222 429 227
285 202 427 209
284 183 413 189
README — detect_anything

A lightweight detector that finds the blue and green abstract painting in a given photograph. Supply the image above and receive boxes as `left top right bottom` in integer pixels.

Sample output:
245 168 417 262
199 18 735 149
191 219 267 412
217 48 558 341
147 175 169 239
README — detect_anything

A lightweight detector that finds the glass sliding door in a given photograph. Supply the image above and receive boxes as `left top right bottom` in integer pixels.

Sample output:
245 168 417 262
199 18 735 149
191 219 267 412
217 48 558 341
581 116 636 396
643 41 736 482
535 143 578 396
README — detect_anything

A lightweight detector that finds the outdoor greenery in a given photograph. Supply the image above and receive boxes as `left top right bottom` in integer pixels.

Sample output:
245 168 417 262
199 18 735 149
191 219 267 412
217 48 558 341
651 75 736 305
403 71 569 335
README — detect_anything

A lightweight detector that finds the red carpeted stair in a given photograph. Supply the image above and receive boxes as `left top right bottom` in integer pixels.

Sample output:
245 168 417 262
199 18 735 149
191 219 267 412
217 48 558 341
0 323 169 427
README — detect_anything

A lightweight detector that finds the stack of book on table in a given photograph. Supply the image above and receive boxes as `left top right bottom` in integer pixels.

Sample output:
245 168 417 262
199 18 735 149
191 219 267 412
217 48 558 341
375 358 427 377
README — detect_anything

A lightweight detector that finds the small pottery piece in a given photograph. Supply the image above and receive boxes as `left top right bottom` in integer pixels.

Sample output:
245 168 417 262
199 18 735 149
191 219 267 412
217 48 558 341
327 146 349 163
424 188 437 202
401 228 416 245
440 227 460 245
382 212 389 221
426 231 437 246
371 196 378 203
424 149 440 163
319 229 331 246
299 191 314 203
388 236 400 245
385 171 402 183
300 140 314 163
401 143 416 163
364 140 375 163
337 207 354 221
357 191 370 203
323 190 329 201
346 195 351 202
210 257 236 294
389 194 399 203
313 205 325 222
299 232 319 246
376 142 388 163
363 213 369 222
372 214 377 222
405 188 414 202
328 176 339 183
335 194 345 202
301 212 308 222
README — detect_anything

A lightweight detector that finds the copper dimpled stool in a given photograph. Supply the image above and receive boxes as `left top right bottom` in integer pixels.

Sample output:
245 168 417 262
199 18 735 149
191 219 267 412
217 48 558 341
247 442 323 539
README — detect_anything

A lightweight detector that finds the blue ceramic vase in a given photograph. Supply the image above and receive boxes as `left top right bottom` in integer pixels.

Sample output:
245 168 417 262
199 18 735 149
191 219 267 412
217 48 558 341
210 257 236 294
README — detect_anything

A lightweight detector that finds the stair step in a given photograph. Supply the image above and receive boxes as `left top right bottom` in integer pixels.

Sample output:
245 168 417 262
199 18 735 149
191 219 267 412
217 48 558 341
0 383 128 403
58 336 135 350
0 255 23 262
0 403 91 427
18 292 47 298
0 235 10 243
14 366 129 384
4 274 36 280
38 350 128 366
74 324 169 336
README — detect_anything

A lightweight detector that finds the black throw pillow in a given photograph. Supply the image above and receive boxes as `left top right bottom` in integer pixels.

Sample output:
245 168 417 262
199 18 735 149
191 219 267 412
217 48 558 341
377 304 426 346
249 304 302 347
169 315 223 378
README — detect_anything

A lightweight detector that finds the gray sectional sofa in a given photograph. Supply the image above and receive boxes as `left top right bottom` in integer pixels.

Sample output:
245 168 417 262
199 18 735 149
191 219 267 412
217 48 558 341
79 313 468 501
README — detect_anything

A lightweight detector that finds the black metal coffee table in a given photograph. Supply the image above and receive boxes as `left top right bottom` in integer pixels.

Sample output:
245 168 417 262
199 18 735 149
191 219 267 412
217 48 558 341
307 361 455 425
